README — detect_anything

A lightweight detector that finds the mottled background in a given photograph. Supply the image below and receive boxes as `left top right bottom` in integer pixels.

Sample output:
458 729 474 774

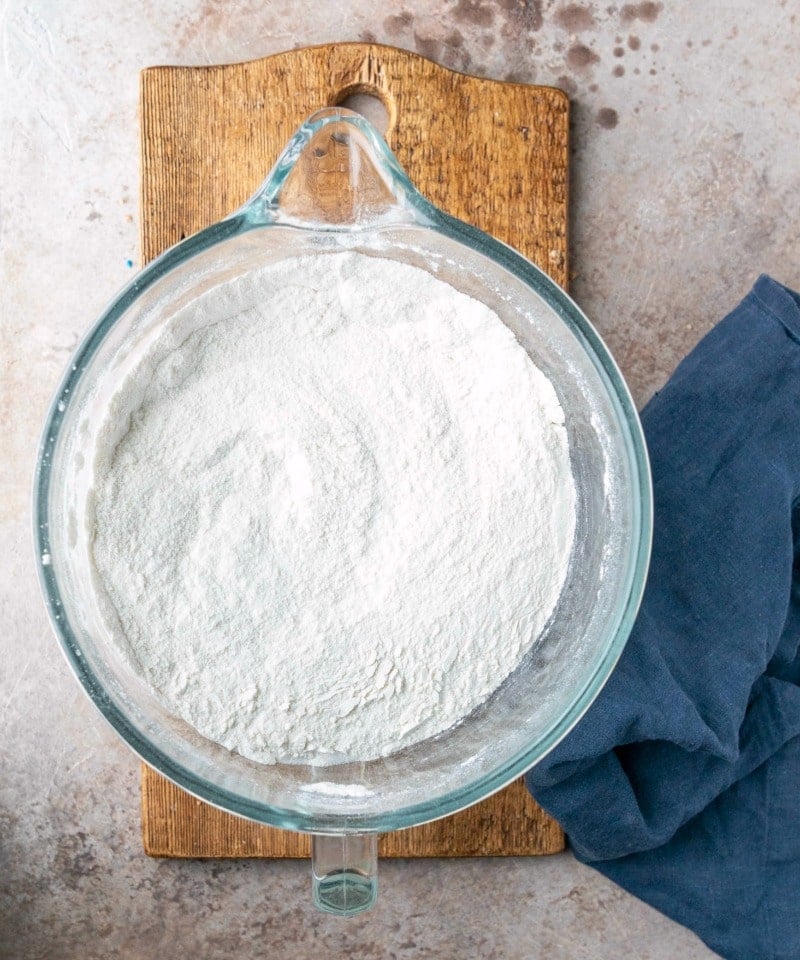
3 1 798 957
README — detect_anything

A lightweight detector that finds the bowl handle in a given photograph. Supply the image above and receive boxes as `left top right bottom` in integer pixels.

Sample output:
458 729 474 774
240 108 434 230
311 832 379 916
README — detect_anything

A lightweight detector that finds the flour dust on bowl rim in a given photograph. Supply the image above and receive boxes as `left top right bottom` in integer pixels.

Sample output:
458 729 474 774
33 108 652 915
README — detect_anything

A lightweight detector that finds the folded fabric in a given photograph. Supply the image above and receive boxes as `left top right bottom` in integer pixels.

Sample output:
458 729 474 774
527 275 800 960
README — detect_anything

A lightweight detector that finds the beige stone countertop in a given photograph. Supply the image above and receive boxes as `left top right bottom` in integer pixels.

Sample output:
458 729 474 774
4 1 798 957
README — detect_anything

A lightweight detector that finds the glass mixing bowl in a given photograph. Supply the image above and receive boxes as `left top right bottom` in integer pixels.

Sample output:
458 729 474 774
34 108 652 915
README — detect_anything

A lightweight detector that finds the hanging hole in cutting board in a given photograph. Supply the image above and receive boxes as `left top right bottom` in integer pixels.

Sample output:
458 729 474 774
334 90 390 136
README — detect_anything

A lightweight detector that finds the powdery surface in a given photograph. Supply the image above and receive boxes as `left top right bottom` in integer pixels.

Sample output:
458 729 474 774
89 252 575 763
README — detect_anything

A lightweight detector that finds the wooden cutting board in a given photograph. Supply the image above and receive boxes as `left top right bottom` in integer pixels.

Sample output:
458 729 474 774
139 42 569 858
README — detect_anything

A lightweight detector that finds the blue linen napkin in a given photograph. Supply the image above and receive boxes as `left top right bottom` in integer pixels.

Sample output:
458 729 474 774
527 275 800 960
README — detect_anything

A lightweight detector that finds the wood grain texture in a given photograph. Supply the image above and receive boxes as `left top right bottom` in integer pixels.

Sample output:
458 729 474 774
142 766 563 858
139 42 568 279
139 42 568 859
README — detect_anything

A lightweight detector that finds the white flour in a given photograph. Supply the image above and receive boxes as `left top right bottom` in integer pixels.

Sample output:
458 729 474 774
88 252 576 764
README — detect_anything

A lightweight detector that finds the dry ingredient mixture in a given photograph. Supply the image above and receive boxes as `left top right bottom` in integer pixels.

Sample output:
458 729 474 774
88 252 576 764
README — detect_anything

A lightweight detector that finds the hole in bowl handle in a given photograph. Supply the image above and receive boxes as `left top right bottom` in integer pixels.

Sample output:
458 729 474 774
311 832 379 916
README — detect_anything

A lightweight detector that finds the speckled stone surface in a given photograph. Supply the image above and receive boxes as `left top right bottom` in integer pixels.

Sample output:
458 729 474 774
4 1 798 957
